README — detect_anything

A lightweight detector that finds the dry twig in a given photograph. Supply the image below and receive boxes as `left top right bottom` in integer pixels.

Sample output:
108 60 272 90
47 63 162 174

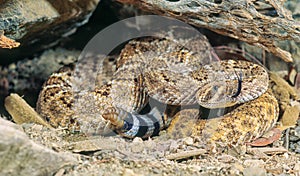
165 149 207 160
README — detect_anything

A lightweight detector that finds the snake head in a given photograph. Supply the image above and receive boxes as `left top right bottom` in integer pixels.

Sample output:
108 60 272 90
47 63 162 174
196 81 243 108
193 60 269 109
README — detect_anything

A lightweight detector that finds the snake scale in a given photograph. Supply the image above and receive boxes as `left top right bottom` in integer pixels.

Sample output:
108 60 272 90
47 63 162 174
36 34 279 145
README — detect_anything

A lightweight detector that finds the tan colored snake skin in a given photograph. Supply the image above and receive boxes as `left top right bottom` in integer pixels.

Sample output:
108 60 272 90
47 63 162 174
36 35 279 145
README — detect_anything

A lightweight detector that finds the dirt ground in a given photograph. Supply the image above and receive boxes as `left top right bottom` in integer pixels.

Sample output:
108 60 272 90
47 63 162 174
18 120 299 176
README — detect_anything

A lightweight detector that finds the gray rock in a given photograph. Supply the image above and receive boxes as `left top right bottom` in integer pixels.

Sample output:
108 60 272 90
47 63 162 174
243 166 267 176
295 126 300 139
0 0 100 64
0 118 77 176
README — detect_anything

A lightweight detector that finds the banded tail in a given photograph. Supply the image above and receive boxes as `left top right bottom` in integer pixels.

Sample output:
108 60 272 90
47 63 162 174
102 107 166 139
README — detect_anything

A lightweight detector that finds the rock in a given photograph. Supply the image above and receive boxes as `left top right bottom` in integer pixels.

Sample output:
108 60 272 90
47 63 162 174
290 141 300 153
183 137 194 146
117 0 298 62
295 126 300 139
132 137 143 143
294 162 300 175
2 48 79 91
0 0 100 64
0 117 23 131
243 159 265 167
0 118 77 176
243 166 267 176
169 140 179 152
130 143 144 153
122 168 139 176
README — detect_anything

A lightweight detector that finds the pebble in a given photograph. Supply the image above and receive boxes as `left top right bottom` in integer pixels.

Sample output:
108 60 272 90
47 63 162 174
183 137 194 145
122 168 136 176
131 143 145 153
282 164 291 171
294 162 300 174
169 140 179 152
144 139 156 150
295 126 300 138
132 137 143 143
217 154 237 163
243 166 267 176
243 159 265 167
290 141 300 153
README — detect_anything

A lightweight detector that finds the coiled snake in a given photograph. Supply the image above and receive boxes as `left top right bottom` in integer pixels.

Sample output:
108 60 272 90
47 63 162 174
36 35 279 145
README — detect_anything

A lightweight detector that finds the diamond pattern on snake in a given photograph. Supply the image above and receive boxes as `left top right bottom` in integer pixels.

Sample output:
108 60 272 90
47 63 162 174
36 34 279 145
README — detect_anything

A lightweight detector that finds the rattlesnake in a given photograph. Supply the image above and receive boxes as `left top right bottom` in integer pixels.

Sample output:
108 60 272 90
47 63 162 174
36 34 279 145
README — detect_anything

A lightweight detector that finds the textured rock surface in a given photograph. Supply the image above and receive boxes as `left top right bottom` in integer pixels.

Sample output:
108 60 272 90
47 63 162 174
0 47 79 91
0 0 99 64
117 0 300 62
0 118 77 176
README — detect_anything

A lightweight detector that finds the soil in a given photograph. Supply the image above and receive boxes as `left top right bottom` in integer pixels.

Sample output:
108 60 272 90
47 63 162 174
18 121 300 175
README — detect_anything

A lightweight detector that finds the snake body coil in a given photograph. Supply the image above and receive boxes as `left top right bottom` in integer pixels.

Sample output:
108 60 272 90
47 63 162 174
37 36 279 145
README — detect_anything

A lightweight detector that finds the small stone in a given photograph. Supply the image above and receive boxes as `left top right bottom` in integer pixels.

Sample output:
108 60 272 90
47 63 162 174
169 140 179 152
243 166 266 176
282 164 291 171
294 141 300 153
144 139 156 150
178 144 186 149
183 137 194 145
217 154 237 163
294 162 300 174
243 159 265 167
8 63 16 70
283 152 289 159
295 126 300 138
131 143 144 153
132 137 143 143
233 163 245 173
31 124 44 131
289 142 300 153
122 168 136 176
